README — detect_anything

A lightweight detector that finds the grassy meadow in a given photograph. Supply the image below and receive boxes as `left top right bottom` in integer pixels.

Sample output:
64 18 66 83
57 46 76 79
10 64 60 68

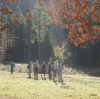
0 69 100 99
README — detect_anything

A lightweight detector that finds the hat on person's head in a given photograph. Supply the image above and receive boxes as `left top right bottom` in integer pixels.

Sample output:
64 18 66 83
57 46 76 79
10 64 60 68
36 60 38 62
43 61 45 64
30 61 33 63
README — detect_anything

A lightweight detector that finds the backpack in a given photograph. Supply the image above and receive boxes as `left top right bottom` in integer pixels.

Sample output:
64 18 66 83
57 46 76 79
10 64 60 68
34 63 37 68
27 64 29 69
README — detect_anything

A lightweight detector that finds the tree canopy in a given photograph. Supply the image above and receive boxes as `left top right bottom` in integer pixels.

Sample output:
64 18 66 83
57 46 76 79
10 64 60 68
0 0 100 66
46 0 100 48
1 0 100 48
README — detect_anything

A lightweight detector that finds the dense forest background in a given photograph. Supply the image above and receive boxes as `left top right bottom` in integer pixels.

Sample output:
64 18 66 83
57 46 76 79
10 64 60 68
0 0 100 69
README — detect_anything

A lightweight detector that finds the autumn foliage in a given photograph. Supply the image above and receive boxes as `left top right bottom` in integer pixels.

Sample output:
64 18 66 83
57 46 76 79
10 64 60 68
0 1 23 32
1 0 100 48
45 0 100 48
3 0 27 5
26 8 34 20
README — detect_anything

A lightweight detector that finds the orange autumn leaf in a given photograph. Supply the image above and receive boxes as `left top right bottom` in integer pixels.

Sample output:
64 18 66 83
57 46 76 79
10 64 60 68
26 15 34 20
12 19 21 26
65 24 68 28
61 24 65 28
1 29 7 33
92 26 100 31
0 8 5 12
78 38 85 43
0 19 3 23
26 8 31 12
73 42 78 47
78 28 83 32
0 26 7 33
80 45 83 48
15 15 20 18
91 6 95 11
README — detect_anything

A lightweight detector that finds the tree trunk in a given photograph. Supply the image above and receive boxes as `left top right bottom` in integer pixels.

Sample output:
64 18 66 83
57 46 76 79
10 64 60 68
58 63 63 82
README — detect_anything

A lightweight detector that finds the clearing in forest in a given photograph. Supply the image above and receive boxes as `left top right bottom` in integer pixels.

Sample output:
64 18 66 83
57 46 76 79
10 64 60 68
0 71 100 99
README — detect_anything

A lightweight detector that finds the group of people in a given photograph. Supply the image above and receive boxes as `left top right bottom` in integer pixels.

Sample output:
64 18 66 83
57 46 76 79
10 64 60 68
9 59 63 82
27 60 40 79
27 59 63 82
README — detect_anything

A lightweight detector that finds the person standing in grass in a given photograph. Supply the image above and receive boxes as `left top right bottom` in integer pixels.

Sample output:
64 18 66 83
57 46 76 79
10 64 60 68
48 62 52 80
33 60 40 80
27 61 33 78
10 60 15 74
41 61 47 80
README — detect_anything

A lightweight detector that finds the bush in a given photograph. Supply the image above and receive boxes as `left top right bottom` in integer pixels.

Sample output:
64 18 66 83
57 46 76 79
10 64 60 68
88 68 100 76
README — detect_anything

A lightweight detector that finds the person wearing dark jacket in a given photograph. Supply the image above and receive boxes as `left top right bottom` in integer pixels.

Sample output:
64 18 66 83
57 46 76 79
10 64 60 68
41 62 46 80
33 60 40 80
48 62 52 80
27 61 33 78
10 60 15 74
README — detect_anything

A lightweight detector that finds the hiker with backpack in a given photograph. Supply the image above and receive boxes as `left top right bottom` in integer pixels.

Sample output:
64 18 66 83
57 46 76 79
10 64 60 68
41 61 47 80
33 60 40 80
27 61 33 78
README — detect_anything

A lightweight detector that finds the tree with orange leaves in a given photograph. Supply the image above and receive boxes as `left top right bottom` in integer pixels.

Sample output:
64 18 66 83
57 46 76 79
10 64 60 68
0 2 23 32
40 0 100 48
1 0 100 47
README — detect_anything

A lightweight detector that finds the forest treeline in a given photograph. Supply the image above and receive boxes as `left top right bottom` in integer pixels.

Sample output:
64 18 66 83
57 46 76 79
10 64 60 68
0 0 100 68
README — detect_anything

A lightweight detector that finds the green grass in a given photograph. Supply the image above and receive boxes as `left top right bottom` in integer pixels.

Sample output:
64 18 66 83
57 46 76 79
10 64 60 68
0 71 100 99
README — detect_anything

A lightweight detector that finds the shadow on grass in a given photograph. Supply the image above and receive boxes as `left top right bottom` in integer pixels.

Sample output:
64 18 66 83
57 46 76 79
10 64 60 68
60 85 70 89
53 80 57 85
60 81 74 89
90 93 97 96
60 80 68 89
53 79 68 88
